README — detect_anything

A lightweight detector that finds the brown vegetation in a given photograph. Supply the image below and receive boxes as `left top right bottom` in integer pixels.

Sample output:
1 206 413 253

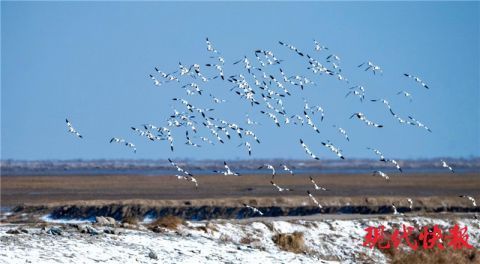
377 227 480 264
148 215 184 231
272 232 305 253
121 215 139 225
391 248 479 264
240 236 261 245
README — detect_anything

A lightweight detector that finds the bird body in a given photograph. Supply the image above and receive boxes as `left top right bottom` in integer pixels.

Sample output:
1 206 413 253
66 119 83 138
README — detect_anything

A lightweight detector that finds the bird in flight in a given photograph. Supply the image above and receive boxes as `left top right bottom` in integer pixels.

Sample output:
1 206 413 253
168 158 193 176
66 119 83 139
367 147 387 162
397 91 413 102
300 139 320 160
459 195 477 207
270 181 293 192
281 164 294 175
372 170 390 181
333 125 350 141
213 161 240 176
441 160 454 173
404 73 429 89
258 164 276 179
110 137 136 153
321 141 345 160
243 204 264 216
407 198 413 210
358 61 382 75
307 191 322 208
176 175 198 189
350 113 383 128
309 176 329 191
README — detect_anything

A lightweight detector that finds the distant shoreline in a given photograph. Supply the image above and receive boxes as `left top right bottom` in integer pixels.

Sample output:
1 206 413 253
2 158 479 176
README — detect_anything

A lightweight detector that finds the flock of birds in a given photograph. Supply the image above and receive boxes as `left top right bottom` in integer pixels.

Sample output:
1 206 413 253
65 37 476 215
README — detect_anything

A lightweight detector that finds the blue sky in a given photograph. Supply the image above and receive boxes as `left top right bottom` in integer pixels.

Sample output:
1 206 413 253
1 2 479 161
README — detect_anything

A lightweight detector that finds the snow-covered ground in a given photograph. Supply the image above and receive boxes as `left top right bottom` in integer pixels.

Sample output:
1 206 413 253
1 215 478 264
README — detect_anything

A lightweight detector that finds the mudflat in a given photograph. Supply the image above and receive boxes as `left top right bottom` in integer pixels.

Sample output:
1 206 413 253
1 172 479 207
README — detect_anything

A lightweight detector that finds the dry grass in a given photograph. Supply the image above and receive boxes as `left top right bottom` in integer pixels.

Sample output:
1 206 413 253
122 215 139 225
377 227 480 264
391 248 479 264
240 236 260 244
148 215 184 231
272 232 305 253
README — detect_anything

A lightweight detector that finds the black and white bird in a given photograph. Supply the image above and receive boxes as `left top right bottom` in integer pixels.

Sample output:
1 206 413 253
407 116 432 132
345 90 365 102
397 91 413 102
391 203 402 215
254 49 281 66
205 63 225 80
300 139 320 160
281 164 294 175
181 83 203 95
459 195 477 207
404 73 429 89
333 125 350 141
125 142 136 153
307 191 322 209
205 37 219 54
326 54 340 63
441 160 454 173
259 164 276 179
304 111 320 133
110 138 136 153
290 115 305 126
309 176 328 191
370 99 395 116
66 119 83 139
210 94 226 104
358 61 382 75
321 141 345 160
245 115 259 125
244 130 260 144
372 170 390 181
149 74 162 86
214 161 240 176
159 127 174 152
313 39 329 51
154 67 178 82
199 136 215 145
168 158 193 176
243 204 264 216
176 175 198 189
389 159 403 173
407 198 413 210
346 85 366 102
233 56 256 73
185 131 201 147
270 181 293 192
367 147 387 162
350 112 383 128
278 41 304 57
238 141 252 156
310 105 325 121
260 111 281 127
131 126 158 141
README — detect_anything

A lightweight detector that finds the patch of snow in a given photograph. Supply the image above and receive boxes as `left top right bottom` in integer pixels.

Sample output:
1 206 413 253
1 215 478 264
40 214 94 224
